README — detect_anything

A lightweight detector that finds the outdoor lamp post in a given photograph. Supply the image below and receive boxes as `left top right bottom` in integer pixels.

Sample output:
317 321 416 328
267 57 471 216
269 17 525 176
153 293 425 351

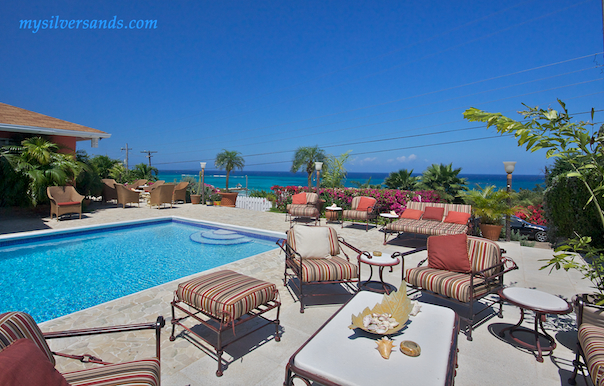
503 161 516 242
315 162 323 193
200 162 207 205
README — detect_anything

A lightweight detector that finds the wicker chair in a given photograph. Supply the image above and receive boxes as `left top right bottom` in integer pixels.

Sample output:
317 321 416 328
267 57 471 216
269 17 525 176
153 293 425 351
172 181 189 204
126 179 148 189
116 184 141 208
149 184 175 209
101 179 118 203
277 225 360 313
47 186 84 220
342 196 378 231
402 234 517 340
0 311 164 386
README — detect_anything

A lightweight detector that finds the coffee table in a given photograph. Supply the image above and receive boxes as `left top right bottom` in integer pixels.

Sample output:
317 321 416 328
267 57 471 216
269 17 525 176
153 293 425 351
285 291 459 386
358 252 401 294
499 287 572 362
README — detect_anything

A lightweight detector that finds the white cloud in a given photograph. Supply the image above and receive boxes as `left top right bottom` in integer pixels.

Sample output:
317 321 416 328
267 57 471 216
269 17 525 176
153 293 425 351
396 154 417 162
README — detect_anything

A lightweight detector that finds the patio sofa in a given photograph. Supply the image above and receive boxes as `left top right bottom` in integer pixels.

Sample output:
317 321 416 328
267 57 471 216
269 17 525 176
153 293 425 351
384 201 472 244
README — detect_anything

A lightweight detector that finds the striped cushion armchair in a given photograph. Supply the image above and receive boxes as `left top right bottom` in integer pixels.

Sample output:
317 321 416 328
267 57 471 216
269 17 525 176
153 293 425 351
0 311 164 386
286 192 324 225
403 234 517 340
569 294 604 386
342 196 378 231
277 225 360 313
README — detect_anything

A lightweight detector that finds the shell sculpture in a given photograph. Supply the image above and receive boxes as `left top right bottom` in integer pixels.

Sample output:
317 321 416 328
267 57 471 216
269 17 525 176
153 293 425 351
349 285 413 335
376 337 396 359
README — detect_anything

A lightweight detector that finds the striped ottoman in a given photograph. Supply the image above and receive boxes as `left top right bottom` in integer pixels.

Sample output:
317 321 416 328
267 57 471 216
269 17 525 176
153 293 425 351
170 270 281 377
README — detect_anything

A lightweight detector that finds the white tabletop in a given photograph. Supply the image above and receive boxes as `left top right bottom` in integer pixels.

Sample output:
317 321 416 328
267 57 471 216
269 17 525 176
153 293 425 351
326 206 342 211
293 291 457 386
502 287 570 312
380 213 399 219
359 252 400 267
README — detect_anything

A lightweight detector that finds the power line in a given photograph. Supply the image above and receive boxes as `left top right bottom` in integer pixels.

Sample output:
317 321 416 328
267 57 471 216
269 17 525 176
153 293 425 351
121 143 132 169
140 150 158 167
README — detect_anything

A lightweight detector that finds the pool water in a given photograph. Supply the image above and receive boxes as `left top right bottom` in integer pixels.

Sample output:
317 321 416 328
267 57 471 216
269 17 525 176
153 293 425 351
0 220 278 322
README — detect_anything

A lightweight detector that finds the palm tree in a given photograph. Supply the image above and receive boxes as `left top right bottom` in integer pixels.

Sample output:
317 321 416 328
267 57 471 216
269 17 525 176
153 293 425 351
418 163 468 203
130 163 159 182
291 146 326 190
383 169 419 190
322 151 351 188
215 150 245 191
1 137 82 205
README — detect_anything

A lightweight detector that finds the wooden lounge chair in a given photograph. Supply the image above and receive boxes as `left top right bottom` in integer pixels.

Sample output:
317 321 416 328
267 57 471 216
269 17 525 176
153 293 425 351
402 233 517 340
149 184 175 209
0 311 164 386
47 186 84 220
116 184 141 208
170 270 281 377
277 225 361 313
342 196 378 231
172 181 189 204
101 179 118 203
286 192 324 225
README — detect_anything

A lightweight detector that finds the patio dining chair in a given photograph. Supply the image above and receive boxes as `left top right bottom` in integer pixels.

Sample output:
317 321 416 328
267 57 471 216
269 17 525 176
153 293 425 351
127 179 148 189
101 179 118 203
149 184 175 209
0 311 165 386
277 225 361 312
116 184 141 208
172 181 189 204
47 186 84 220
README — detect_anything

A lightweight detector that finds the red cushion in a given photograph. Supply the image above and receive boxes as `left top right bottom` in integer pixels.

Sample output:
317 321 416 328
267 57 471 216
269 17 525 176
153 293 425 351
356 197 376 211
292 193 307 205
57 201 80 206
400 209 423 219
444 211 471 225
0 339 69 386
427 234 470 273
422 206 445 221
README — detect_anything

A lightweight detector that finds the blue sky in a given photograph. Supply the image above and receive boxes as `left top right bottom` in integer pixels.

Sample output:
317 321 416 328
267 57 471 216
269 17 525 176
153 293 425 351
1 0 602 175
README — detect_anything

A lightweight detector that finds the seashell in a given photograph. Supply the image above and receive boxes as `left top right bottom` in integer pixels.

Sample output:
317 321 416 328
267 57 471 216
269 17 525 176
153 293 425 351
400 340 421 357
410 301 422 316
376 337 396 359
363 315 372 328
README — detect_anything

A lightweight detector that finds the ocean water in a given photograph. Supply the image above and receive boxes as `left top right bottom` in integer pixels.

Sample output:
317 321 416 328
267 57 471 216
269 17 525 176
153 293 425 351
158 170 544 192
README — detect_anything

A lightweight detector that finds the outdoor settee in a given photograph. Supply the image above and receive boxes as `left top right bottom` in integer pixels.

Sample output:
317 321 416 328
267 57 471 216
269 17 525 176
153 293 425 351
116 184 141 208
0 311 165 386
101 178 118 203
47 186 84 220
384 201 472 244
342 196 378 231
569 294 604 385
402 233 517 340
277 225 360 313
286 192 324 225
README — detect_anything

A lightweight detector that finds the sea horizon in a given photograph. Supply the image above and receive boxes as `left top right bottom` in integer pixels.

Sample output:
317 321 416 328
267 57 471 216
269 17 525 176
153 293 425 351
158 170 545 192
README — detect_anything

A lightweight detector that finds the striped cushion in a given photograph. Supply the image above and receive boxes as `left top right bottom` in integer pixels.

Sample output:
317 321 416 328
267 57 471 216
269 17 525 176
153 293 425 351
406 201 472 215
342 210 371 221
405 267 488 303
291 256 359 282
63 358 160 386
288 226 340 256
579 324 604 386
175 270 278 322
386 218 467 235
305 193 319 205
288 205 319 218
468 236 500 275
0 312 55 365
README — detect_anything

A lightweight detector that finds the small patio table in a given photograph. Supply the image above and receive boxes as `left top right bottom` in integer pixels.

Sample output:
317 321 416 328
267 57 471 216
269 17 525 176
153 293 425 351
358 252 401 294
325 206 343 224
498 287 572 362
285 291 460 386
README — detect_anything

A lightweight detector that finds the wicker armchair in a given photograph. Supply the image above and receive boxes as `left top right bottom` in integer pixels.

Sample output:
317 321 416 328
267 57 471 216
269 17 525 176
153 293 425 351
172 181 189 203
101 179 118 203
149 184 175 209
0 311 164 386
116 184 141 208
47 186 84 220
126 179 148 189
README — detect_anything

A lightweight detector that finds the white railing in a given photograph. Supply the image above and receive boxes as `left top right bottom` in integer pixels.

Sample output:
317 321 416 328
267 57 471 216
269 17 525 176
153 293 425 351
236 196 273 212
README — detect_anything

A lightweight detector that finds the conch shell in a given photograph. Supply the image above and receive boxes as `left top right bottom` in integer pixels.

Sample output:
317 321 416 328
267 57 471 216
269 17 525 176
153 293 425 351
349 286 413 335
376 337 396 359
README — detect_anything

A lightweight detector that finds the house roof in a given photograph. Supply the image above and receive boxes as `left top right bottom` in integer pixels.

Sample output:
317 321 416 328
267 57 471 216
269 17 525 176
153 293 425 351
0 102 110 140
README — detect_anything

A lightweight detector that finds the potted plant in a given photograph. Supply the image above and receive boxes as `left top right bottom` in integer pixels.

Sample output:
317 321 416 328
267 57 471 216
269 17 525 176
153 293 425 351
462 185 516 241
215 149 245 207
210 193 222 206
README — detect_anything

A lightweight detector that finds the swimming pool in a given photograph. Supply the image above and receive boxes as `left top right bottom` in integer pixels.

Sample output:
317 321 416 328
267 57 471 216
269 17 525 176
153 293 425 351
0 218 282 323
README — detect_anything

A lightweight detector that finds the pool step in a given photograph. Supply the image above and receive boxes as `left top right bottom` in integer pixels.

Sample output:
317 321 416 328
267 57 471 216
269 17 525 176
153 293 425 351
190 230 252 245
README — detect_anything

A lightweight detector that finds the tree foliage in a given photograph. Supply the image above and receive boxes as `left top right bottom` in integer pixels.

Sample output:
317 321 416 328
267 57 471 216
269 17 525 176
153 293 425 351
215 149 245 191
321 151 350 188
417 163 467 203
291 146 326 190
462 185 516 225
383 169 419 190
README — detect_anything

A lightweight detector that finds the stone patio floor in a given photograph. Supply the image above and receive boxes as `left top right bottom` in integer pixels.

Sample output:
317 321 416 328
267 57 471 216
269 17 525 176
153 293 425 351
0 201 594 385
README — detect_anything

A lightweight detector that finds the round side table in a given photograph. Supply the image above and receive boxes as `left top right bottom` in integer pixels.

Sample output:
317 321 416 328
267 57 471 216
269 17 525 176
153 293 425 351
499 287 572 362
358 252 401 294
325 206 343 224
